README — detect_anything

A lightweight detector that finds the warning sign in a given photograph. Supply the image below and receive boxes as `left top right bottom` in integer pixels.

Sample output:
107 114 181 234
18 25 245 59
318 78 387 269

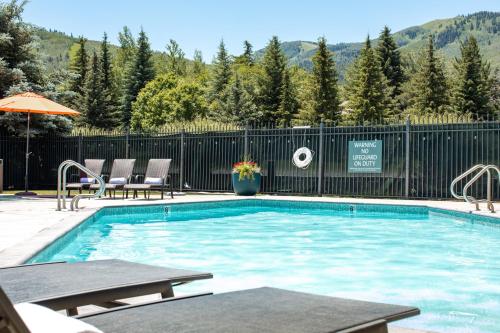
348 140 383 173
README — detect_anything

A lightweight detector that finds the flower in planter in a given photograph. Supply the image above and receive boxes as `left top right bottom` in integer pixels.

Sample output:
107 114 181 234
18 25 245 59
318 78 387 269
232 161 261 181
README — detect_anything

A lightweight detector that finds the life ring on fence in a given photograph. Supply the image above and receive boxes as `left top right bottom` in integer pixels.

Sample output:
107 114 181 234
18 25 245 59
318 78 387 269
293 147 314 169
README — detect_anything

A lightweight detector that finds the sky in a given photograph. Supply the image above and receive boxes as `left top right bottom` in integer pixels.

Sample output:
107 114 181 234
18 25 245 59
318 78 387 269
23 0 500 61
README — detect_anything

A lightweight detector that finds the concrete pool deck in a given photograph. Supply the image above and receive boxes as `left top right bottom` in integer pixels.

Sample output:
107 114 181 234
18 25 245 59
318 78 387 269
1 193 496 333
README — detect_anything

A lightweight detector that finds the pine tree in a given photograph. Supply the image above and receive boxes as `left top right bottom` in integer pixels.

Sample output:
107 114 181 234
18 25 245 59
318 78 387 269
0 0 71 135
277 69 299 125
0 0 44 98
208 40 232 111
100 32 112 89
191 49 206 76
100 32 120 127
220 74 259 124
490 68 500 116
113 26 136 89
69 36 88 96
452 36 493 119
310 37 340 123
344 37 389 122
409 35 449 114
259 36 286 123
121 28 155 128
376 26 404 99
82 52 105 127
165 39 187 76
242 41 254 65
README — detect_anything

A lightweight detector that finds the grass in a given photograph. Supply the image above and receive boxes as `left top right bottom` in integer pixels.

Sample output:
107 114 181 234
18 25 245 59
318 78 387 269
2 189 166 198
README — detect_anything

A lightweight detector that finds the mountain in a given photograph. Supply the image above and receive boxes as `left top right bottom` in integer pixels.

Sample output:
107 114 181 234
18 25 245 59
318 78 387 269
33 27 167 73
256 11 500 80
34 28 114 72
33 11 499 80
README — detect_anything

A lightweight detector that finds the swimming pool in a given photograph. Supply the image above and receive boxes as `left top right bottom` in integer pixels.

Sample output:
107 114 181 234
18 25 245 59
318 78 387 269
29 199 500 333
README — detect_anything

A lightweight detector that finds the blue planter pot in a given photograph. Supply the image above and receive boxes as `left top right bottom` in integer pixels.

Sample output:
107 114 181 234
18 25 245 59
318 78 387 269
232 173 261 196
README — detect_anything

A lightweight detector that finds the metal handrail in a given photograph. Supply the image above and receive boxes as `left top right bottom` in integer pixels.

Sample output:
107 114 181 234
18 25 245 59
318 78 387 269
463 165 500 212
451 164 499 212
57 160 105 211
450 164 485 201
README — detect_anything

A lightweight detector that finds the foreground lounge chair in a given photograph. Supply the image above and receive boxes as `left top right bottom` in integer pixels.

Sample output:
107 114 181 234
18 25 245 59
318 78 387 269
66 159 105 196
1 286 419 333
0 259 212 316
124 159 174 200
90 159 135 198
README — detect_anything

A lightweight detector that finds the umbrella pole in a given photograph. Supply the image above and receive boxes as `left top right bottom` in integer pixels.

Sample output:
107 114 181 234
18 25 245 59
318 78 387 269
24 112 30 193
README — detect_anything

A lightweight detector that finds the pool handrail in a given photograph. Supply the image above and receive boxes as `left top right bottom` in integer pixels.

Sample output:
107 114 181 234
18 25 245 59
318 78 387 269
57 160 105 211
451 164 499 212
463 165 500 213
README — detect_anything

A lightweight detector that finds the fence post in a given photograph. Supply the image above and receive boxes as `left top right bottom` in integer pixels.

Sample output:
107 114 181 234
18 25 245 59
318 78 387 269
317 122 325 197
244 124 249 158
78 134 83 164
405 117 411 198
179 129 185 192
125 127 130 159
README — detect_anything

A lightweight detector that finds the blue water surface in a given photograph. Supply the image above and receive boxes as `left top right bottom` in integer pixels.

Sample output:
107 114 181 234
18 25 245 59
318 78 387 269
30 200 500 333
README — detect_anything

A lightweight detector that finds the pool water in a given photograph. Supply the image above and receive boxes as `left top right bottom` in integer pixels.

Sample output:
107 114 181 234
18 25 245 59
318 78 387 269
30 200 500 333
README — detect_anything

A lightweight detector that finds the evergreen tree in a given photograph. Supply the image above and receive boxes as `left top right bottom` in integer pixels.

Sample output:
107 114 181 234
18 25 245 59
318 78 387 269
344 37 389 122
99 32 120 127
220 74 259 124
208 40 232 111
236 40 254 66
310 37 340 123
277 69 299 125
100 32 112 89
113 26 136 120
121 28 155 128
69 36 88 96
409 35 449 114
0 0 44 98
0 0 71 135
259 36 286 123
113 26 136 85
376 26 404 99
165 39 187 76
243 41 254 65
452 36 493 119
191 49 206 76
490 68 500 116
82 51 106 127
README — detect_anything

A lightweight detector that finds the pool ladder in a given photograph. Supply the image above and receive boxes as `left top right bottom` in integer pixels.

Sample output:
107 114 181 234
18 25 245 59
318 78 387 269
450 164 500 212
56 160 105 211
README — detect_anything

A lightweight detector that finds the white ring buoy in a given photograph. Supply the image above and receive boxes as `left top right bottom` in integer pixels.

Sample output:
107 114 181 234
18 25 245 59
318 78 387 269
293 147 314 169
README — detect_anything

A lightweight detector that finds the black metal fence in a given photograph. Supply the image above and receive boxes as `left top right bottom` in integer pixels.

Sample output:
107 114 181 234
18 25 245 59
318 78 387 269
1 119 499 200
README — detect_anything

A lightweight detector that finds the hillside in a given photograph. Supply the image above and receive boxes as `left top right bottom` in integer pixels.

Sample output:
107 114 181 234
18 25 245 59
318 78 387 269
34 27 114 72
33 11 500 80
33 27 167 73
256 11 500 80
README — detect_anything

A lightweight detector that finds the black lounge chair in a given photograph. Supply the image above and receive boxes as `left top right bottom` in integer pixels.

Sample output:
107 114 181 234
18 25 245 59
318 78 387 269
90 159 136 198
66 159 105 196
124 159 174 200
0 259 212 316
0 286 419 333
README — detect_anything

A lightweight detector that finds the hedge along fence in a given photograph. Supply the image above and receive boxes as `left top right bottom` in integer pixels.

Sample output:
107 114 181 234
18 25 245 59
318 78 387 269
0 118 499 200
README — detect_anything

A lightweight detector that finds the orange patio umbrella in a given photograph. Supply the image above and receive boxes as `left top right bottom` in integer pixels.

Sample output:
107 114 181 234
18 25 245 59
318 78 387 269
0 92 80 195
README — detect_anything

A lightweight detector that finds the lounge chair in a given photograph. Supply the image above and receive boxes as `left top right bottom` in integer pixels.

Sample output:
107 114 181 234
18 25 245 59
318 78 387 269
1 286 419 333
89 159 135 198
124 159 174 200
0 259 212 316
66 159 105 196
